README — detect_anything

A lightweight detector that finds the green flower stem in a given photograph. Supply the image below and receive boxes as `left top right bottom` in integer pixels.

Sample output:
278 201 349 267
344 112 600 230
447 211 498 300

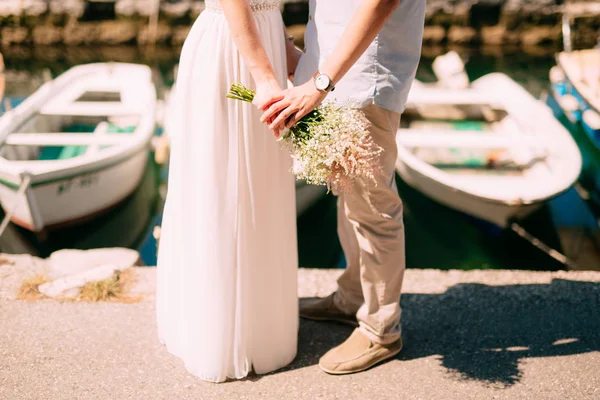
226 83 256 103
227 83 323 140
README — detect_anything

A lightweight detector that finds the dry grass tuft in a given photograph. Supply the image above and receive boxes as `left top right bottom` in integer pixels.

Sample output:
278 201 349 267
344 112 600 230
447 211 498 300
78 275 122 302
77 268 140 303
17 274 49 301
16 268 141 303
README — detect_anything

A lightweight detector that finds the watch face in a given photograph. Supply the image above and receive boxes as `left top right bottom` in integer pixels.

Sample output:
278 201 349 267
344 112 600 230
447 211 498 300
315 74 330 90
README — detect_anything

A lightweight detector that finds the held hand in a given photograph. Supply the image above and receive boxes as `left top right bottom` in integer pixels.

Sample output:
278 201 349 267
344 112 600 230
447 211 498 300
260 81 327 132
252 79 285 136
252 79 284 110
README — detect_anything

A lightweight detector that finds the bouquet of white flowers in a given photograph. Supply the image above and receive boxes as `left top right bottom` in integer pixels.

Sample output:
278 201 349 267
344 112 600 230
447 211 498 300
227 83 383 194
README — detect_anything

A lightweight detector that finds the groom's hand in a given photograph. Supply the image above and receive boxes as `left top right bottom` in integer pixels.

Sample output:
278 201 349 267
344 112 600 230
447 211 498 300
259 81 327 132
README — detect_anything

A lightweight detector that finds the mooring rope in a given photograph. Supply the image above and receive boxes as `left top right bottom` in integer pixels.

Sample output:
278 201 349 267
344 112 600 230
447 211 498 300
0 173 32 239
510 221 578 270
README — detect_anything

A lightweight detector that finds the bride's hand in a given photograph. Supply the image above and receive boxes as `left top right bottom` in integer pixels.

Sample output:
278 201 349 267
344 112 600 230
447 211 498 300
253 79 284 110
253 78 285 137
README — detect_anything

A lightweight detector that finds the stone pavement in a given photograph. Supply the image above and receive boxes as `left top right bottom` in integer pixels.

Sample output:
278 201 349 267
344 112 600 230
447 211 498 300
1 268 599 400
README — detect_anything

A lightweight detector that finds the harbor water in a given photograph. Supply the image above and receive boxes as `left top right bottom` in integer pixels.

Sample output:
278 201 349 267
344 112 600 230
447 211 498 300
0 45 598 270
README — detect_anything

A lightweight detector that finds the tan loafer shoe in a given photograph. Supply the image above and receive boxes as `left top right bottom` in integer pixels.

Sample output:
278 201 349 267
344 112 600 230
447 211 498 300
299 293 359 327
319 329 402 375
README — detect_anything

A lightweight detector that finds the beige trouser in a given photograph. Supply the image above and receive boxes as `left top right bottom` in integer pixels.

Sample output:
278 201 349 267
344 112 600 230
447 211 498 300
333 103 405 345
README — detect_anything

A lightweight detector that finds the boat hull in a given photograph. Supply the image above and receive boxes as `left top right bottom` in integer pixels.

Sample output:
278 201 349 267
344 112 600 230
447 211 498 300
295 180 327 216
0 148 149 232
395 156 542 227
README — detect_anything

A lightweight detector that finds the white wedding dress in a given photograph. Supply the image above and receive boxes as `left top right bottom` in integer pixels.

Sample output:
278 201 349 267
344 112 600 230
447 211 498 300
156 0 298 383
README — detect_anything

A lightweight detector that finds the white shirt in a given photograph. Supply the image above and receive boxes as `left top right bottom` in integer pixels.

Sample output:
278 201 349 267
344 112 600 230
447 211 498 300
294 0 426 114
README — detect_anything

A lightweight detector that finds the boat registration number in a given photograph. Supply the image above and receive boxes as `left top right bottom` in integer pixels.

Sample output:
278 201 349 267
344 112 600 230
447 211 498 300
57 174 100 195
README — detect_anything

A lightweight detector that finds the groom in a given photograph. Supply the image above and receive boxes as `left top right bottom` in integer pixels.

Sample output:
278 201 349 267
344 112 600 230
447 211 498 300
261 0 426 374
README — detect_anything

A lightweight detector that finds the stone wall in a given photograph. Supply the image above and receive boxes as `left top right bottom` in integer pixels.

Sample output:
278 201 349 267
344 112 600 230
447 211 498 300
423 0 600 48
0 0 598 48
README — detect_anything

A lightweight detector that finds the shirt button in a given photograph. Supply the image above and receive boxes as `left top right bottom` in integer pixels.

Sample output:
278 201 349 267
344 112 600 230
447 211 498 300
309 15 313 20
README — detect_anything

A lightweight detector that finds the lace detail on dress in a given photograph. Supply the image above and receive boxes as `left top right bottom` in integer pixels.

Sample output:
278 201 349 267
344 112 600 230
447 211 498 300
204 0 281 13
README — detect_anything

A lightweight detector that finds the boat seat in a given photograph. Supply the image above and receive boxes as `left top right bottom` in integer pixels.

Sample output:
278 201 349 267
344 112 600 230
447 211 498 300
397 130 542 150
38 79 147 117
37 145 87 161
557 94 580 112
6 133 131 147
407 89 501 107
39 104 140 117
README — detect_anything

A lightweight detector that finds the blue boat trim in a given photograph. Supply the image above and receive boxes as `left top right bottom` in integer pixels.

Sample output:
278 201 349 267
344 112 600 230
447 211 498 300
551 62 600 150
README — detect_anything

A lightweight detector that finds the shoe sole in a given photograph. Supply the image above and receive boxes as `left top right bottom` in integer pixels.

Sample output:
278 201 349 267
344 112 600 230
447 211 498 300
319 345 403 375
299 313 359 328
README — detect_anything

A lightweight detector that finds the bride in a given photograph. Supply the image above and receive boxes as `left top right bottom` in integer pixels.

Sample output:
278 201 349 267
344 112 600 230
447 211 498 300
156 0 300 383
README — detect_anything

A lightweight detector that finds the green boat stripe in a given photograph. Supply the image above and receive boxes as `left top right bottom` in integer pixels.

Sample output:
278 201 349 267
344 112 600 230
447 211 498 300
0 178 19 189
0 149 147 191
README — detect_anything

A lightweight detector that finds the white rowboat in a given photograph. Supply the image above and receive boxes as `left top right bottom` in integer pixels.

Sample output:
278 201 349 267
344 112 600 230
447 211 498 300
0 62 157 232
549 49 600 148
396 69 582 228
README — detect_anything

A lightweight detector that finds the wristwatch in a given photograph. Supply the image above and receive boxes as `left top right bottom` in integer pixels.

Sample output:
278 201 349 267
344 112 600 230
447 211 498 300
313 71 335 92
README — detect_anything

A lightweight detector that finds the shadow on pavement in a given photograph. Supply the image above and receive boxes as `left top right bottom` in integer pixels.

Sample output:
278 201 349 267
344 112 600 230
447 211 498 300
288 278 600 387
